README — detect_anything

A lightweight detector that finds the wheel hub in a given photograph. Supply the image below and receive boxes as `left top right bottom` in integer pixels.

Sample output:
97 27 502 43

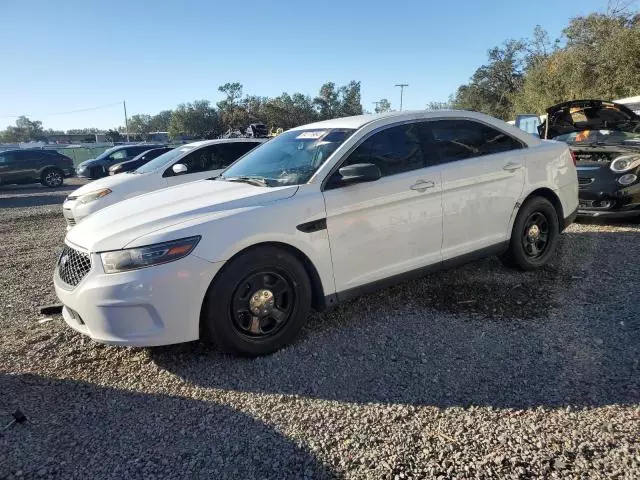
527 224 540 241
249 289 275 316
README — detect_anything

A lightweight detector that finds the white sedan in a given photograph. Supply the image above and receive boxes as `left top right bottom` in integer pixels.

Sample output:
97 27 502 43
54 110 578 356
62 138 264 228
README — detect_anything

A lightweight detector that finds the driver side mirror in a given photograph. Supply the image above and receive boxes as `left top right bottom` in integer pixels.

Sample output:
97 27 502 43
172 163 188 175
338 163 381 185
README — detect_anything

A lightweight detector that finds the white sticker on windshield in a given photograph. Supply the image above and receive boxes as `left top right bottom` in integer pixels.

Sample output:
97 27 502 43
296 131 326 140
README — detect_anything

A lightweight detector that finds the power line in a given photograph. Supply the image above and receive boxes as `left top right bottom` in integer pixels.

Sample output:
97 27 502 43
0 101 124 119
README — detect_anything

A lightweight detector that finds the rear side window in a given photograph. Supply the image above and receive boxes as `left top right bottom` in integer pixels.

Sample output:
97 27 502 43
342 123 425 177
425 120 523 164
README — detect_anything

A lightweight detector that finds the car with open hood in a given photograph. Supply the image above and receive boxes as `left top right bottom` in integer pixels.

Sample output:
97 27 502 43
538 99 640 217
53 110 577 356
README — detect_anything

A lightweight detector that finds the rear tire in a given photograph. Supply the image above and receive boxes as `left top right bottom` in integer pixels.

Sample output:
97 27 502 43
41 168 64 188
500 196 560 271
201 246 312 356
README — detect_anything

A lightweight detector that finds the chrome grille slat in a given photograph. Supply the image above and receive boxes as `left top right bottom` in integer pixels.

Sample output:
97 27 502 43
57 246 91 287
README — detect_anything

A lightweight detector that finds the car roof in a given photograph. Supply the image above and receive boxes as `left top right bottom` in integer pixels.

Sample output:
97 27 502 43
292 109 516 131
181 138 267 148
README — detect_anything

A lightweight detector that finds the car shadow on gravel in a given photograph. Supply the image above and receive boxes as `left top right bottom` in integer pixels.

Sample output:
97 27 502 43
0 372 333 479
151 231 640 410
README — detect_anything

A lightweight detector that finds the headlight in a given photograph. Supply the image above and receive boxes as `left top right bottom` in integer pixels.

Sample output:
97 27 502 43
617 173 638 186
76 188 112 204
610 155 640 173
100 236 201 274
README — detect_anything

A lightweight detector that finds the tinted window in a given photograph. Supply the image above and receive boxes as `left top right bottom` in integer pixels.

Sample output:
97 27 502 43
0 152 14 163
426 120 523 163
174 145 225 173
108 149 129 161
342 123 424 176
14 151 42 162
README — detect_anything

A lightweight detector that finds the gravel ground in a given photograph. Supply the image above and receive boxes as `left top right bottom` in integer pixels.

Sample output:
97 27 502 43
1 185 639 479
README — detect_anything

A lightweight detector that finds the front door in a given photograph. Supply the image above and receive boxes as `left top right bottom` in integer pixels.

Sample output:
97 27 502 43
322 122 443 294
425 119 526 259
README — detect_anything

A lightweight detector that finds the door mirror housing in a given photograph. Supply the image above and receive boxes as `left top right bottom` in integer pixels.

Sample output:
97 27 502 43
338 163 381 184
172 163 188 175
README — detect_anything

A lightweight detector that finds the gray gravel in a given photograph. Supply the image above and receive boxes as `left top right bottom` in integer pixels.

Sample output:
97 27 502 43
1 186 639 479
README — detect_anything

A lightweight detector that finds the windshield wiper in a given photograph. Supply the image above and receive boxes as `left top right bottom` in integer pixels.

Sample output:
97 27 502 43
222 176 270 187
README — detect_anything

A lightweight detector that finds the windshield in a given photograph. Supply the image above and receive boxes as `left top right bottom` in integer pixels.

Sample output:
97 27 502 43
552 129 640 145
220 128 354 186
135 145 196 173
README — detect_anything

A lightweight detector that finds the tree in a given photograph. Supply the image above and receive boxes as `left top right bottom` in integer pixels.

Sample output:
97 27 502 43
127 114 153 140
168 100 219 139
217 82 248 131
66 128 103 135
426 100 452 110
105 129 122 142
0 116 46 142
451 39 526 120
149 110 172 132
513 11 640 114
262 92 317 130
374 99 392 113
313 82 340 120
338 81 363 116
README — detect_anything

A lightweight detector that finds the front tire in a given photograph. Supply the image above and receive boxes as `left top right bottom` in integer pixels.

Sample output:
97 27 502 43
41 168 64 188
202 246 312 356
500 196 560 271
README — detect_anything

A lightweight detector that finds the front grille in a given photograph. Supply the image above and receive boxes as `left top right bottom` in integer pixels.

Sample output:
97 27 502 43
65 216 76 227
578 177 594 186
57 246 91 287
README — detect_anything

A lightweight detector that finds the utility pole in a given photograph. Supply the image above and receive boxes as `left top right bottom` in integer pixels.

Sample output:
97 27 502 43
395 84 409 111
123 100 130 142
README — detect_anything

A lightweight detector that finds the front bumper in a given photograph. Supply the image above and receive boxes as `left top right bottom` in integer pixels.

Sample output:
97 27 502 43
53 249 223 346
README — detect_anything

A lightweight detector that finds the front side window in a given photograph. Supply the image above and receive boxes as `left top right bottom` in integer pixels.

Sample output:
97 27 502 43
427 120 523 164
108 149 128 161
341 123 425 176
137 146 195 174
220 129 354 186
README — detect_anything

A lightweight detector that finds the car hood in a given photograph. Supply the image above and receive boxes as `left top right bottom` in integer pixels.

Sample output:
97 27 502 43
77 158 102 169
539 99 640 139
67 172 150 198
66 180 298 252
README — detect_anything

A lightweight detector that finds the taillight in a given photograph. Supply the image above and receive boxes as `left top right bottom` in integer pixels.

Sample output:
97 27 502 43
570 151 577 166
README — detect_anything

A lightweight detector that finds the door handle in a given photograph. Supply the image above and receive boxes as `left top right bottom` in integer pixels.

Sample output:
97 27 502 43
410 179 435 192
503 162 522 171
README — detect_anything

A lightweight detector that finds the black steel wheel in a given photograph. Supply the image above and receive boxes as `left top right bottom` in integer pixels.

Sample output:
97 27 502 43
500 196 560 271
231 271 295 339
521 212 550 258
202 246 312 356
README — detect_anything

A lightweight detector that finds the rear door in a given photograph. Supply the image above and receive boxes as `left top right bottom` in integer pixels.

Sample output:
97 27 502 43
13 151 41 182
424 119 526 259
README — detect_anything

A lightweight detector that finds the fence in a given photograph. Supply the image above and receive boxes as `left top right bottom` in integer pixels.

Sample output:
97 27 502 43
53 146 112 167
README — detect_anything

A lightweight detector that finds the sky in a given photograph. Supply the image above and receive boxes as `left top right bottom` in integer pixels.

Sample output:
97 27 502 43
0 0 612 131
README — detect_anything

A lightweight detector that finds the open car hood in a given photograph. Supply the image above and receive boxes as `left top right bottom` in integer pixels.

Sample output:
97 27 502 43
539 100 640 139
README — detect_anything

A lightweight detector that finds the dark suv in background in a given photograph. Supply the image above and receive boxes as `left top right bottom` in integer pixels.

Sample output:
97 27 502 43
0 149 75 187
76 144 164 179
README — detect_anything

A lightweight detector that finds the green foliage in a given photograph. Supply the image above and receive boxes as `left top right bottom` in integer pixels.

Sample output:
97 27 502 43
453 10 640 119
127 114 153 140
149 110 172 132
375 99 392 113
0 116 45 142
105 129 122 142
168 100 219 139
